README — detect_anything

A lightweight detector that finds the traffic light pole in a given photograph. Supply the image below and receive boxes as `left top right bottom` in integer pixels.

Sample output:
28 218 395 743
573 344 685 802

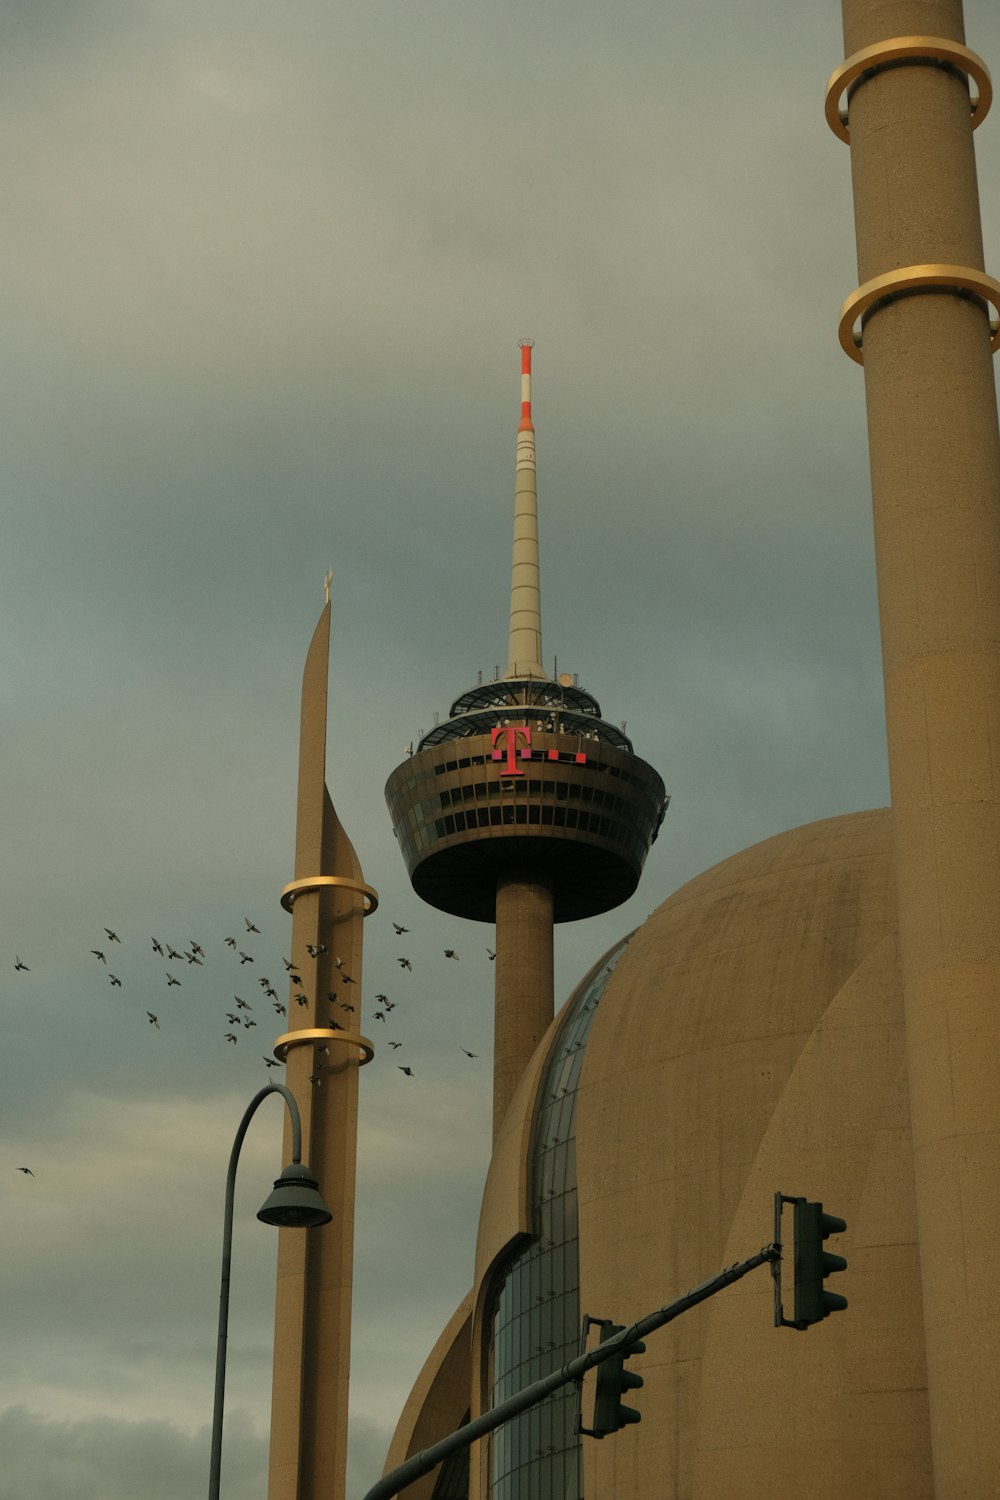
360 1243 780 1500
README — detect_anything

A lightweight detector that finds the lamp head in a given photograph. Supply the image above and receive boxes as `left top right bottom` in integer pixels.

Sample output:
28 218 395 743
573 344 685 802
257 1162 332 1228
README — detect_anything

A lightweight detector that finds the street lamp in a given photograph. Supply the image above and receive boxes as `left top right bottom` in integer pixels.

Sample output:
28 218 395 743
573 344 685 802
208 1083 331 1500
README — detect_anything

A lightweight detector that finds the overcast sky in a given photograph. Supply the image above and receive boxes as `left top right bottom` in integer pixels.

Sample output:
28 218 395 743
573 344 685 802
3 3 1000 1497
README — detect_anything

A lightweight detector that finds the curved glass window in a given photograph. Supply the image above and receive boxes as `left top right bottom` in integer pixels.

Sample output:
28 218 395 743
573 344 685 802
430 1411 472 1500
485 937 631 1500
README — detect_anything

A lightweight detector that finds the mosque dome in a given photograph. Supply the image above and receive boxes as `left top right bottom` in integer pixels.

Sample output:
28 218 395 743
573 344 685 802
385 808 932 1499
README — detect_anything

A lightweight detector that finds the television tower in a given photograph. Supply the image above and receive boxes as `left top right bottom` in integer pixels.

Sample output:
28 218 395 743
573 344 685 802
385 344 667 1138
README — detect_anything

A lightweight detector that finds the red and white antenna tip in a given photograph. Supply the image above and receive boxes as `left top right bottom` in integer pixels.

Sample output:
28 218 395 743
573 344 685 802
517 339 534 431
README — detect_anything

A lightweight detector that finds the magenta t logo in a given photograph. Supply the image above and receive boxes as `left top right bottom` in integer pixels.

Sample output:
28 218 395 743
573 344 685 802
491 724 531 774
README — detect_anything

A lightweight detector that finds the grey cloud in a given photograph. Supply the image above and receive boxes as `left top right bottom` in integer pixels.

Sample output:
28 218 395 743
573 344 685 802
0 1406 265 1500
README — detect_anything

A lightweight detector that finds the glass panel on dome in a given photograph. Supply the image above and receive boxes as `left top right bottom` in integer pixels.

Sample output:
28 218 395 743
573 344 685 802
484 939 630 1500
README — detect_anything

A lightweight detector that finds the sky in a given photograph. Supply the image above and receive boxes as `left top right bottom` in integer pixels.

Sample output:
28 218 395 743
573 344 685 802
2 2 1000 1497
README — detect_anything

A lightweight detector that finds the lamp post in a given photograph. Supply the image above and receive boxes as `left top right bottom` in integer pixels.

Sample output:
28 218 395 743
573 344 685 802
208 1083 331 1500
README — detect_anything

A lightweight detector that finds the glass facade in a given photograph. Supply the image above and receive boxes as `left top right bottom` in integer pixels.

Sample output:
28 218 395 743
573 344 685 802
430 1412 473 1500
484 938 631 1500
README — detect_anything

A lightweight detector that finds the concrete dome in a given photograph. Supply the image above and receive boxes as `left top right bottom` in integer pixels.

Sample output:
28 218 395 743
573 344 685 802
387 809 931 1500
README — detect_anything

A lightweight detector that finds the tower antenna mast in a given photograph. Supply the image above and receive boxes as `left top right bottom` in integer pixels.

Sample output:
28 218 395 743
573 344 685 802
506 339 544 679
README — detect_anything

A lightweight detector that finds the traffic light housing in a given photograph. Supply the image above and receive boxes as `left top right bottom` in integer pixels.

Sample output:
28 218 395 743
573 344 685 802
793 1199 848 1327
592 1325 645 1436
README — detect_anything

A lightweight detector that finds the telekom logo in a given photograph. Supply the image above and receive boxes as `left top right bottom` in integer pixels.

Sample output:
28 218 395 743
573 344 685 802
491 724 532 773
491 725 587 774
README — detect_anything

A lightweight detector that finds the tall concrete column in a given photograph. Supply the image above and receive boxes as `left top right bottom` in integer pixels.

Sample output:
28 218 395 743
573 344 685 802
493 875 554 1141
838 3 1000 1492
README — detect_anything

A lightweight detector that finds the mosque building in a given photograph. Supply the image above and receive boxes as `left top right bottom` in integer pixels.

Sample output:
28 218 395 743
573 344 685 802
376 5 1000 1497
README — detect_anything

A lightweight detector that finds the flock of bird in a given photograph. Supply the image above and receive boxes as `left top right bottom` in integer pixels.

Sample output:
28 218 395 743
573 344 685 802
10 912 494 1176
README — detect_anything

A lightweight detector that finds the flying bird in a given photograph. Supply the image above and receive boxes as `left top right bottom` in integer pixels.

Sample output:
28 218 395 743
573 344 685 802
104 928 121 943
487 949 496 961
225 1033 238 1044
306 944 326 958
245 918 260 933
340 1002 355 1014
461 1048 478 1058
16 1167 33 1176
258 976 272 989
147 1012 159 1029
282 957 296 971
392 923 410 935
14 958 29 971
235 997 251 1011
186 952 203 966
263 1057 279 1068
109 974 122 987
290 973 304 987
397 958 412 971
398 1066 414 1077
334 956 344 969
151 939 164 956
243 1018 257 1029
166 973 181 986
91 950 106 964
224 937 237 949
374 994 388 1004
238 951 253 965
341 973 356 985
373 1011 385 1023
190 941 205 958
295 995 309 1007
264 986 278 1000
226 1013 240 1024
167 945 183 961
272 1002 286 1015
444 949 459 960
388 1041 402 1049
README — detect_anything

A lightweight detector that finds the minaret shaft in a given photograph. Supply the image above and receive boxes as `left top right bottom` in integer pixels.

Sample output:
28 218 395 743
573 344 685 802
268 603 367 1500
839 3 1000 1494
493 875 554 1142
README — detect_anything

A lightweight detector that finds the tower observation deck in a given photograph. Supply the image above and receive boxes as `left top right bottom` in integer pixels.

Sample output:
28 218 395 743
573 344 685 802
385 342 667 1135
385 673 666 923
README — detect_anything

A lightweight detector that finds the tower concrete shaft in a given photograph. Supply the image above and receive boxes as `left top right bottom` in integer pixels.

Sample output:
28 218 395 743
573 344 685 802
268 602 371 1500
837 3 1000 1492
505 340 545 680
493 874 554 1142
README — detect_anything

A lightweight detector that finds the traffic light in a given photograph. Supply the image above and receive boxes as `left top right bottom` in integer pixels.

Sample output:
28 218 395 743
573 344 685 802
592 1325 645 1435
793 1199 848 1327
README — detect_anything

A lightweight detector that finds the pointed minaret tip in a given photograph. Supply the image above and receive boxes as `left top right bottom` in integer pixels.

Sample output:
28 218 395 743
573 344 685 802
505 340 546 680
